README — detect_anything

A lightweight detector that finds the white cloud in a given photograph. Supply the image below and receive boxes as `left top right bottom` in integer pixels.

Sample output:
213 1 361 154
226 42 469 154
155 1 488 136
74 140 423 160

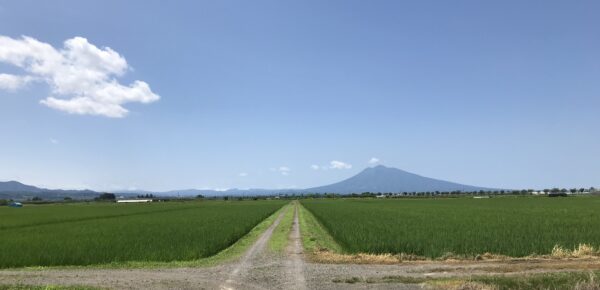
239 172 248 177
270 166 291 175
0 35 160 118
0 74 33 91
311 164 320 170
368 157 380 164
50 138 59 145
330 160 352 169
279 166 290 175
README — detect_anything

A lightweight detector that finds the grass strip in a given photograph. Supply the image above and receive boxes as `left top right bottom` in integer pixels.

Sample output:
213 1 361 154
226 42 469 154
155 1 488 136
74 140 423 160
268 202 295 253
297 202 343 255
466 271 600 290
0 285 101 290
333 271 600 290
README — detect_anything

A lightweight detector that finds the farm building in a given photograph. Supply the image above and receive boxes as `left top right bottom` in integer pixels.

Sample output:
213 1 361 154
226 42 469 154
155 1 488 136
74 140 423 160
116 199 153 203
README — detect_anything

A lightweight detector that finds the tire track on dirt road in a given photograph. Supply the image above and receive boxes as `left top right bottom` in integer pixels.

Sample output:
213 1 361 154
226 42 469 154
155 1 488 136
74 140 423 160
220 204 290 290
281 203 307 289
220 202 307 290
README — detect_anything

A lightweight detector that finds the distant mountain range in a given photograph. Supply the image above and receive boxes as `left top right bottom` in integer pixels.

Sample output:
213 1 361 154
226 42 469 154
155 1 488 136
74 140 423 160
1 165 492 200
0 181 100 200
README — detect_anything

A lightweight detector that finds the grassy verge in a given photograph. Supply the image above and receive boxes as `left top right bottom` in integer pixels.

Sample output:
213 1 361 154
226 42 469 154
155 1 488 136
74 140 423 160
15 204 287 270
268 202 295 253
333 271 600 290
297 202 343 256
464 271 600 290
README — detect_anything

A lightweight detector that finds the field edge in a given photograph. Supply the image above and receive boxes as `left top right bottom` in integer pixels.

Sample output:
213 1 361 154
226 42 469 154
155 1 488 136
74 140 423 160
10 202 289 271
297 202 344 261
300 199 600 265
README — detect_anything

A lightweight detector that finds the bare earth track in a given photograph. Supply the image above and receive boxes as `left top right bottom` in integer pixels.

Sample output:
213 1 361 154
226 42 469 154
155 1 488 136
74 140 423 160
1 203 599 289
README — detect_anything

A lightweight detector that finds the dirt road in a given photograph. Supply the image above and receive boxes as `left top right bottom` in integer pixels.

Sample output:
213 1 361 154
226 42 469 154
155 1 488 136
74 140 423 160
1 203 599 289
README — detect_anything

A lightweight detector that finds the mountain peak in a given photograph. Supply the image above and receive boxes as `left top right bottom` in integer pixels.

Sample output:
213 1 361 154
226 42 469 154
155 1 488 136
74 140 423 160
371 164 388 169
0 180 45 193
308 165 490 193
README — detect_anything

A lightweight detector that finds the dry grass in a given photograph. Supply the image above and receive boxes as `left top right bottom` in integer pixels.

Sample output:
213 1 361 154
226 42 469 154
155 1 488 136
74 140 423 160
574 273 600 290
414 260 600 275
332 272 600 289
311 244 600 265
550 244 599 259
425 272 600 290
426 280 497 290
440 244 600 262
311 249 425 264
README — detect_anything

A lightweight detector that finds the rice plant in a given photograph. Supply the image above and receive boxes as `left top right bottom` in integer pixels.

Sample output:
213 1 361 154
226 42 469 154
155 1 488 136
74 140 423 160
301 197 600 258
0 200 285 268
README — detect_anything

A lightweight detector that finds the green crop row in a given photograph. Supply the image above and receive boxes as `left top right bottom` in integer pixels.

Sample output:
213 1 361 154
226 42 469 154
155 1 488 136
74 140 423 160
301 197 600 258
0 200 285 268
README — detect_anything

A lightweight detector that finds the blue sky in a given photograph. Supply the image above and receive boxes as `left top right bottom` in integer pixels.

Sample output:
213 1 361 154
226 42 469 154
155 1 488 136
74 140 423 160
0 0 599 191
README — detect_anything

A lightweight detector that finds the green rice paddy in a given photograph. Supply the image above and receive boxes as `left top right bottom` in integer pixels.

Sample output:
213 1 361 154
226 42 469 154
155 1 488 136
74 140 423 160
0 200 285 268
301 197 600 258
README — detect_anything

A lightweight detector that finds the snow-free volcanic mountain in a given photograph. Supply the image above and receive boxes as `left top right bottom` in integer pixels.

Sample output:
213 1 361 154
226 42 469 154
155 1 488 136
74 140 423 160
307 165 492 193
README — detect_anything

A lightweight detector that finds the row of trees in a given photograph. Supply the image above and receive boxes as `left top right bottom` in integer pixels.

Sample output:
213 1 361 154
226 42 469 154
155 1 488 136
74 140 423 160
269 187 599 199
95 193 116 201
340 187 597 197
542 188 596 194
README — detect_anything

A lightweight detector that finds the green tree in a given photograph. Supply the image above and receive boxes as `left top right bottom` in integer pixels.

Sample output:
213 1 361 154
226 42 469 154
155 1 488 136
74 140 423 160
96 193 116 200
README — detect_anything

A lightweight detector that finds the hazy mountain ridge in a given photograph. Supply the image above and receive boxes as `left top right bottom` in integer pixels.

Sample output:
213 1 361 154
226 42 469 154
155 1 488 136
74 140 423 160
0 181 100 200
2 165 493 199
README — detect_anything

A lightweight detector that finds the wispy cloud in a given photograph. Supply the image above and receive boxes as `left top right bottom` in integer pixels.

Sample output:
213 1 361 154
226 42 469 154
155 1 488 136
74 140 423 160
279 166 290 175
0 74 33 91
49 138 59 145
368 157 380 164
0 35 160 118
271 166 291 175
238 172 248 177
330 160 352 169
311 161 353 170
